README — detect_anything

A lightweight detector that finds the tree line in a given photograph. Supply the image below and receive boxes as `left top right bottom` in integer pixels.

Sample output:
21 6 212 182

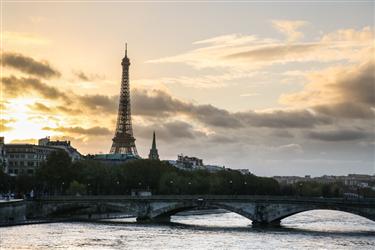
1 151 373 197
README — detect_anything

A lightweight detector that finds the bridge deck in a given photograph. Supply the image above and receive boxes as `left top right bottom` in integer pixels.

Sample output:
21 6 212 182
34 195 375 206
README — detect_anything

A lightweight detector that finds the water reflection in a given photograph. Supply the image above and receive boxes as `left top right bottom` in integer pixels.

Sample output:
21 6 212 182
0 210 374 250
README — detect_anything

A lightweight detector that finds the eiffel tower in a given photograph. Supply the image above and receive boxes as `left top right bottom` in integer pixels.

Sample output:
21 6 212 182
110 44 138 155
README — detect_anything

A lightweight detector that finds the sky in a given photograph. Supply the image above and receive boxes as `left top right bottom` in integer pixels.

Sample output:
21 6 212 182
1 1 374 176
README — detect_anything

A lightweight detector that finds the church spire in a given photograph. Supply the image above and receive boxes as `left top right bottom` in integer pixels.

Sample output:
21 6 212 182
152 131 156 150
148 131 159 160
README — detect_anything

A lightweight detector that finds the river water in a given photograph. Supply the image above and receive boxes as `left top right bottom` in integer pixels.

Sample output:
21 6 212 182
0 210 374 249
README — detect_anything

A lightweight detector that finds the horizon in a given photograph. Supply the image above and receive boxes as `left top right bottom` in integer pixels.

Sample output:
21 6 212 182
1 1 374 177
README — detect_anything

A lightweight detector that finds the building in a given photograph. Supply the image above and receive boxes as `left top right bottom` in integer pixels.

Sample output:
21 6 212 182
5 144 58 176
38 137 81 161
0 137 7 173
273 174 375 188
93 153 140 165
176 154 204 170
2 137 82 176
169 154 226 173
109 44 138 156
148 131 159 160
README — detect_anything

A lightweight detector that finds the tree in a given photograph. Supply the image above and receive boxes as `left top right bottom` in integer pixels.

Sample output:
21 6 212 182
36 150 73 194
66 180 86 195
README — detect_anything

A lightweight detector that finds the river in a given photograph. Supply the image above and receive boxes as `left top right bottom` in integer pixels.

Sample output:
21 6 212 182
0 210 374 249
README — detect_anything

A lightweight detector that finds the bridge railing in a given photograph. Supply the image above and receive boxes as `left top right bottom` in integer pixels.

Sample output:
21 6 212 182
34 195 375 205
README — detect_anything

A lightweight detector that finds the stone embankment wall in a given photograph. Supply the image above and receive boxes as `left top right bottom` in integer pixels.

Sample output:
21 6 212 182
0 200 26 226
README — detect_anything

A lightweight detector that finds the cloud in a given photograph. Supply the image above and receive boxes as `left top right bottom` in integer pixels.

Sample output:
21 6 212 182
74 71 90 81
236 109 331 128
78 94 118 113
240 93 260 97
2 75 71 101
0 119 15 132
307 129 371 142
280 59 375 119
73 70 103 82
2 75 117 115
132 88 331 129
271 19 308 42
9 138 37 144
43 126 112 136
275 143 304 154
132 89 242 128
28 102 51 113
135 120 206 142
2 52 60 78
3 31 50 45
224 44 321 61
147 26 372 79
28 102 82 115
314 102 374 120
321 26 374 43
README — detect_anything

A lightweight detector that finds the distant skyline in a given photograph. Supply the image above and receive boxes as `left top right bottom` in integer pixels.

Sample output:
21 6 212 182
1 1 374 176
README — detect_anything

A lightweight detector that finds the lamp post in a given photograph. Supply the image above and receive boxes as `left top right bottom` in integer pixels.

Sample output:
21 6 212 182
170 180 174 194
61 182 65 195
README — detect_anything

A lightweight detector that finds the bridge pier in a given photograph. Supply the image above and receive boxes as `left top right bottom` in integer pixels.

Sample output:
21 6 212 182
136 216 171 223
252 219 281 227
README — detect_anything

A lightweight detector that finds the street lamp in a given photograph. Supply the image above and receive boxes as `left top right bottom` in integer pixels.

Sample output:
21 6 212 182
61 182 65 195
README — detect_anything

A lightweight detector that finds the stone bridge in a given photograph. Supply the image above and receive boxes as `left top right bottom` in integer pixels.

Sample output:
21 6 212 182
25 195 375 225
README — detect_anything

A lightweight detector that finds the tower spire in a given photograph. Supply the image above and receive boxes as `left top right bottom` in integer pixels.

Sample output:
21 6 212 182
148 131 159 160
125 43 127 57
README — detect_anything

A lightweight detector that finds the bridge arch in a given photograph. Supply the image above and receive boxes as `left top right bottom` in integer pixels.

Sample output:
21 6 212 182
267 207 375 224
149 201 256 222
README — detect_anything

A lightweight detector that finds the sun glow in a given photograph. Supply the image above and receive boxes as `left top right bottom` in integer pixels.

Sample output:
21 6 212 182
2 98 60 143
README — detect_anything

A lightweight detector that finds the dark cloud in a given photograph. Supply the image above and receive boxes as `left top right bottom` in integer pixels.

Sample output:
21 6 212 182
236 109 331 128
307 129 371 141
2 52 60 78
132 89 241 127
78 94 118 113
193 104 242 128
29 102 51 112
270 130 295 138
132 89 187 117
133 88 336 129
135 120 205 142
43 126 112 136
337 61 375 105
225 44 321 61
314 102 374 120
132 89 332 129
2 75 71 102
74 71 90 81
73 70 103 81
28 102 82 115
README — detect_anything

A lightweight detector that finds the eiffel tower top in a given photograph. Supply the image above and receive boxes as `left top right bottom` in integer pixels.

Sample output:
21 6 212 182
125 43 127 57
122 43 130 66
